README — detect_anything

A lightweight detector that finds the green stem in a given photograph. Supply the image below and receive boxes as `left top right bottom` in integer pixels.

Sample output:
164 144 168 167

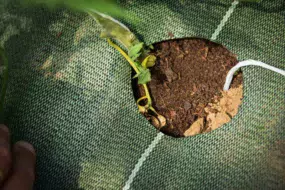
107 39 155 113
143 84 152 106
0 48 8 114
137 96 147 105
149 106 159 116
107 39 140 74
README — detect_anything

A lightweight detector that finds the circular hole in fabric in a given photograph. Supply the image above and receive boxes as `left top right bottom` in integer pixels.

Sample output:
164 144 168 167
133 38 243 138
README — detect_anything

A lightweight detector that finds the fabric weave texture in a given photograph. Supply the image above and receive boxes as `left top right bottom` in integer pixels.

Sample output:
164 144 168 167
0 0 284 189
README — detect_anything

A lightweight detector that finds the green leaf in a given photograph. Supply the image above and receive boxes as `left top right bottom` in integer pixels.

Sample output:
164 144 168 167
130 52 141 61
133 64 151 83
128 43 144 61
22 0 125 17
142 55 156 68
138 69 151 84
90 12 140 49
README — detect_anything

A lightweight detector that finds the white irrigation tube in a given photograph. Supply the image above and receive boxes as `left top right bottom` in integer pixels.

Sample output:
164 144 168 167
223 59 285 91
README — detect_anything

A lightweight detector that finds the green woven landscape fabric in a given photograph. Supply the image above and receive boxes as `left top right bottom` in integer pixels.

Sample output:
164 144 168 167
1 0 285 189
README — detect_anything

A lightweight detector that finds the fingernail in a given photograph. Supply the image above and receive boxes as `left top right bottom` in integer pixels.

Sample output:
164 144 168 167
0 124 9 133
15 141 36 155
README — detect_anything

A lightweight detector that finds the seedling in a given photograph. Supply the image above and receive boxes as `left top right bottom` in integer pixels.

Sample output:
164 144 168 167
89 12 165 124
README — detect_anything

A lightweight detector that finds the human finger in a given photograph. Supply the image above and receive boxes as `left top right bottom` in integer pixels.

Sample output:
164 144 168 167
3 141 36 190
0 124 11 186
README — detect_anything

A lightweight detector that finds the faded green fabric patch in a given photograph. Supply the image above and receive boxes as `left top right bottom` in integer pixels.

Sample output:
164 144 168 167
0 0 284 189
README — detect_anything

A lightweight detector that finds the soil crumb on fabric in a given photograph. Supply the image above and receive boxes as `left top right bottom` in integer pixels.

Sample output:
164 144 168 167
184 85 243 136
134 38 243 137
205 85 243 131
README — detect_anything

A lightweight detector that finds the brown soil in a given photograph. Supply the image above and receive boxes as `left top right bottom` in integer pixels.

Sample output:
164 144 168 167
134 38 243 137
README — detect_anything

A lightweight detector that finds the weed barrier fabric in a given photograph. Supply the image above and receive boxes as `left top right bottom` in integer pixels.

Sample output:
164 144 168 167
0 0 285 189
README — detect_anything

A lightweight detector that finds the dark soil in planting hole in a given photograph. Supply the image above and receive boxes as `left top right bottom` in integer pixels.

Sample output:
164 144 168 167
133 38 243 138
